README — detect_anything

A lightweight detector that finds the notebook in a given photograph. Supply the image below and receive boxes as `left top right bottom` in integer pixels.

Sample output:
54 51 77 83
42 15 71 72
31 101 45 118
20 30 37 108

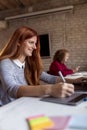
40 93 87 106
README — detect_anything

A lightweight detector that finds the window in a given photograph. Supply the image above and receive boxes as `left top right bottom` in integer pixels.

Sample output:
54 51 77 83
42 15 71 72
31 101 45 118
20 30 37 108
39 34 51 57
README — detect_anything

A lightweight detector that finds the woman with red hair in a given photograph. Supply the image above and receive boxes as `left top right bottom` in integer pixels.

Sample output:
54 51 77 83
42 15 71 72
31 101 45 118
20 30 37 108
0 26 82 106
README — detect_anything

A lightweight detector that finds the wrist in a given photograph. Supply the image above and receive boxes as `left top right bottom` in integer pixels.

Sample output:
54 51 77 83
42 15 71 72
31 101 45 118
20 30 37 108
45 86 52 95
56 77 63 83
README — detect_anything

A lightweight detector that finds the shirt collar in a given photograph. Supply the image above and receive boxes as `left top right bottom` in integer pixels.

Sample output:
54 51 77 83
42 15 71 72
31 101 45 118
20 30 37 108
13 59 25 68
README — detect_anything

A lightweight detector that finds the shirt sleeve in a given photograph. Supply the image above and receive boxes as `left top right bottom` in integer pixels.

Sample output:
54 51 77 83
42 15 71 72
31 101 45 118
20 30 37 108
0 59 20 98
61 64 73 76
40 71 58 84
49 61 73 76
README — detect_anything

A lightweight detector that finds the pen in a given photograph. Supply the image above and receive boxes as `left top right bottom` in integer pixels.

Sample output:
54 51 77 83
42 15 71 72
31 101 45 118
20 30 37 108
58 71 66 83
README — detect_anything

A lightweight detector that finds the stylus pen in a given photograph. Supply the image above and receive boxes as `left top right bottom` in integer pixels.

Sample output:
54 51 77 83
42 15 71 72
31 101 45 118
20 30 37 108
58 71 66 83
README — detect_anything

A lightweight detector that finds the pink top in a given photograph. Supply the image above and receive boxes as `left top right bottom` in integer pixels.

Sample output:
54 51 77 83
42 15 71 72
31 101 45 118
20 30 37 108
49 61 73 76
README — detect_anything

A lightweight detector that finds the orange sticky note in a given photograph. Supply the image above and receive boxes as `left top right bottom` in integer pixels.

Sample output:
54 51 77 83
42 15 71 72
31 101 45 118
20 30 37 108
27 115 54 130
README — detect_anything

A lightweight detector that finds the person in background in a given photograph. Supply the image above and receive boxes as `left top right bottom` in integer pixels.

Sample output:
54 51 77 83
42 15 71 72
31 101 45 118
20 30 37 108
0 26 85 106
48 49 80 76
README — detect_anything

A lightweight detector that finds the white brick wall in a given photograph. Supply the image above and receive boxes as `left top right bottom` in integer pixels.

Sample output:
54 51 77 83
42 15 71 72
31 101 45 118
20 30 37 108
0 3 87 71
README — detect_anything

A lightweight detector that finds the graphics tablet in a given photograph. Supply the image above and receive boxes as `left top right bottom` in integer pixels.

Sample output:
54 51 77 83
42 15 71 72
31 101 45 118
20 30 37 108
40 93 87 106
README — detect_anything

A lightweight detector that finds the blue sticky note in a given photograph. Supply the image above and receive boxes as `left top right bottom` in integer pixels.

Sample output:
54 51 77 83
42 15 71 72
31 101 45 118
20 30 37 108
69 115 87 129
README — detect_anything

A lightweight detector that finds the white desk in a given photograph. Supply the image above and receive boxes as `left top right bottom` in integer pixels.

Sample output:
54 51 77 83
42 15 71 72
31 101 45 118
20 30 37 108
65 71 87 79
0 97 87 130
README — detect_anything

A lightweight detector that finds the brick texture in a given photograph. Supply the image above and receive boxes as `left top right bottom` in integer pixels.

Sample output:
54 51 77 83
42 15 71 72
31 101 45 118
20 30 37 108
0 3 87 71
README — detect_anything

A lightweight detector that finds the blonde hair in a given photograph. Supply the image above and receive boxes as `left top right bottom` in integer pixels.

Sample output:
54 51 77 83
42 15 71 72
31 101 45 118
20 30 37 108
53 49 69 63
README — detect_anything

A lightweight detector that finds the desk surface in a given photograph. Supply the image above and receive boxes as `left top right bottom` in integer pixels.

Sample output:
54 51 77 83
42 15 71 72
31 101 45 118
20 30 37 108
0 97 87 130
65 71 87 79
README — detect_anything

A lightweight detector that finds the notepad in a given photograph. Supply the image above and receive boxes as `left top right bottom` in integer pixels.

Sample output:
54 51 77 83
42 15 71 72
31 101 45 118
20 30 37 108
27 115 71 130
27 115 54 130
45 116 71 130
69 115 87 129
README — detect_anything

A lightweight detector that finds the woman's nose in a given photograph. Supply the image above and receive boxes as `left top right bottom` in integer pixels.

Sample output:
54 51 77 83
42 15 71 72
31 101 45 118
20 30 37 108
33 43 36 49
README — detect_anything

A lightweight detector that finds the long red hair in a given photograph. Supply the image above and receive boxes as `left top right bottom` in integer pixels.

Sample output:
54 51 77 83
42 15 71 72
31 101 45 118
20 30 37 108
0 26 43 85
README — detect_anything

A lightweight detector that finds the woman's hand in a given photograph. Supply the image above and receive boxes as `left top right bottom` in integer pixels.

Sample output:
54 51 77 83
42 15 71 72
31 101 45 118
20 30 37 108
47 83 74 98
73 66 80 73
